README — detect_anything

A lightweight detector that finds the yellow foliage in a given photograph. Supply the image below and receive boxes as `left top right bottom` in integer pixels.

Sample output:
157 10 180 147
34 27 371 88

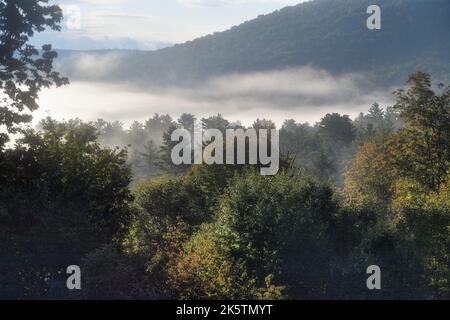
166 225 240 299
342 138 395 208
391 174 450 212
166 224 286 300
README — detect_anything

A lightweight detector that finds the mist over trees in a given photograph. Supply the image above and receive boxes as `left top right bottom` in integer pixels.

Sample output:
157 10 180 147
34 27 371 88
0 0 448 300
1 76 448 299
89 104 402 187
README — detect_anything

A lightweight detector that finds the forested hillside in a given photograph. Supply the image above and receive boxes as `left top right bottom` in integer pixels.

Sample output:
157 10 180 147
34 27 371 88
58 0 450 86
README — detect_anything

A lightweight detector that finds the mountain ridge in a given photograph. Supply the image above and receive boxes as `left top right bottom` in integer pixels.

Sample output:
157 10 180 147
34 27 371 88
56 0 450 87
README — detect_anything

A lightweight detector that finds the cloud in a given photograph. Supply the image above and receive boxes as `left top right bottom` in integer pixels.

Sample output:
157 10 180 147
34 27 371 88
54 52 125 78
181 67 367 107
178 0 304 8
37 66 393 127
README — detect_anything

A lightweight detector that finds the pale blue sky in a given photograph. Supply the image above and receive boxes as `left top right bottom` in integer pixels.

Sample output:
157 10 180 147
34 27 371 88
36 0 307 49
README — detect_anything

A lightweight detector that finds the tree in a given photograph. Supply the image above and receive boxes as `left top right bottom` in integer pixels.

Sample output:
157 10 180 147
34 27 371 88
367 102 385 122
317 113 356 146
166 224 253 300
342 133 396 208
213 171 337 298
0 0 68 141
157 123 190 175
132 173 213 231
145 114 174 137
391 72 450 191
0 118 133 298
312 148 337 183
201 114 229 132
178 113 196 132
354 104 401 144
252 118 276 130
137 140 160 177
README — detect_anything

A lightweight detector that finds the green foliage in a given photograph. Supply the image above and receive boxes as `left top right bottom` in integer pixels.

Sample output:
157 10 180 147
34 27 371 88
354 103 402 143
166 224 256 300
213 171 337 298
318 113 356 146
391 176 450 298
0 118 133 298
133 175 207 229
82 244 157 299
391 72 450 191
157 124 190 175
280 114 357 184
1 67 448 300
0 0 68 136
341 73 450 299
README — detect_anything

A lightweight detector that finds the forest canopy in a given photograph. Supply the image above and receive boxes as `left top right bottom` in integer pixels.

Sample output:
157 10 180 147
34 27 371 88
0 0 448 300
1 72 448 299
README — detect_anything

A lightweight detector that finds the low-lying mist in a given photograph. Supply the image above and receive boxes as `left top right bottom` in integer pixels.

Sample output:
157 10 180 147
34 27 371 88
37 63 395 128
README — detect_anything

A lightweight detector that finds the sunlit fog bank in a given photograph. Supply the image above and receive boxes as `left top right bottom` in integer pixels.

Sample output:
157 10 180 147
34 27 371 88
36 67 394 128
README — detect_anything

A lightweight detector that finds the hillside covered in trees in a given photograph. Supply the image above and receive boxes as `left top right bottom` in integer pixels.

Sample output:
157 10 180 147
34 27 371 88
57 0 450 87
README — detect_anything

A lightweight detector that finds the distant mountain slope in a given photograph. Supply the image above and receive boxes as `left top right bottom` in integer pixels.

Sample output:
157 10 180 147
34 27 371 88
58 0 450 87
33 34 172 51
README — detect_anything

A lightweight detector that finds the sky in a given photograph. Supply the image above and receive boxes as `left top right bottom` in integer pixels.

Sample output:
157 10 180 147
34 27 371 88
32 0 307 50
31 0 391 129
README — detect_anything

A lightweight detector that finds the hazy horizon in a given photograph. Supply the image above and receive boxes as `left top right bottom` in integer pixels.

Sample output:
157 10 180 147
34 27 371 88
32 0 308 50
36 66 395 129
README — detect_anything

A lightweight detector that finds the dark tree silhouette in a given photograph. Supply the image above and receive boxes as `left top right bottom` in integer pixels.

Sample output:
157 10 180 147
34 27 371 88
0 0 68 143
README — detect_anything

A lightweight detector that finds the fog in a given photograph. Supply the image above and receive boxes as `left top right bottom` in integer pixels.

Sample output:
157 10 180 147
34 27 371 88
36 66 394 128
